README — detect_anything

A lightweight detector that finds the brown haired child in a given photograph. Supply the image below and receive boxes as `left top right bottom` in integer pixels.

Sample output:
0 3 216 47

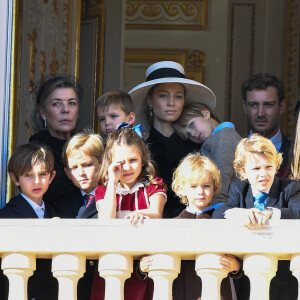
95 91 135 138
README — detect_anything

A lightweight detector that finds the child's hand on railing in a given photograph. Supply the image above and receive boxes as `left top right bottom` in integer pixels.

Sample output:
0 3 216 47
125 211 145 225
218 254 240 273
139 255 153 273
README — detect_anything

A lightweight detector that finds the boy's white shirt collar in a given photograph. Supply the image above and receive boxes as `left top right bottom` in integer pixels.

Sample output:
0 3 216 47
21 193 45 218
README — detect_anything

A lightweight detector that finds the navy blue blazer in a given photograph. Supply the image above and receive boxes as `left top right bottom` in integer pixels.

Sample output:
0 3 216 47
0 194 56 218
76 197 97 219
213 177 300 219
55 189 84 218
56 189 97 219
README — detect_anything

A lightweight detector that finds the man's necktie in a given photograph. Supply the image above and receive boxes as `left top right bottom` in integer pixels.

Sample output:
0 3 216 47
84 194 94 208
254 192 268 211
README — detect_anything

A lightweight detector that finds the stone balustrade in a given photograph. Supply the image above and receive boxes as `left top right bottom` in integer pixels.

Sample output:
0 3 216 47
0 218 300 300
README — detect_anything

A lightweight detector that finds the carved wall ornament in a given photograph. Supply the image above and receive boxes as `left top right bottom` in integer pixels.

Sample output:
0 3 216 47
41 51 46 78
126 0 207 30
187 50 206 68
62 0 71 74
50 48 59 76
52 0 58 16
28 29 37 93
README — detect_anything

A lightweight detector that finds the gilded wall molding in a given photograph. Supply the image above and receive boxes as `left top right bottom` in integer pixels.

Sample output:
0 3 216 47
50 48 59 75
28 29 37 93
284 0 299 138
41 51 46 78
125 0 207 30
62 0 72 74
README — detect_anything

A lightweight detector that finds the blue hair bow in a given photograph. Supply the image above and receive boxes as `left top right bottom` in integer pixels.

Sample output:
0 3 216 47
116 122 144 138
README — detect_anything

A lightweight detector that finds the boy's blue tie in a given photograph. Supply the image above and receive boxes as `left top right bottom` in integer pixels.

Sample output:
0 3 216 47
253 192 268 211
84 194 94 208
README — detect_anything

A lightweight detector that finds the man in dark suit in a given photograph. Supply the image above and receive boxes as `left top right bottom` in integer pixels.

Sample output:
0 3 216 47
242 73 291 176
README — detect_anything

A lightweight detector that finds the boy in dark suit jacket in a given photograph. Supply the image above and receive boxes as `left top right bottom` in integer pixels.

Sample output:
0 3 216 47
0 143 57 300
213 134 300 299
62 131 104 300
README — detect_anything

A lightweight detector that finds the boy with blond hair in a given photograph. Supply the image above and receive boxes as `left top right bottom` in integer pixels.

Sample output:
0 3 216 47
213 134 300 299
96 91 135 138
61 131 104 219
213 134 300 224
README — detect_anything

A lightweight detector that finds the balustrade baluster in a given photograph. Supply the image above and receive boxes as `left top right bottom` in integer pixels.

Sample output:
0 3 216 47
148 254 181 300
1 253 36 300
195 253 228 300
52 254 85 300
243 254 277 300
98 253 133 300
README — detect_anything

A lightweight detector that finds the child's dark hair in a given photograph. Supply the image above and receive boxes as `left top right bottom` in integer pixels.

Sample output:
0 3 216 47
95 91 134 115
98 128 164 189
8 143 55 179
241 73 285 103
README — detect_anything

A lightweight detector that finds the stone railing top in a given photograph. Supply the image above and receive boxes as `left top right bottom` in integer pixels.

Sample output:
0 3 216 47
0 219 299 259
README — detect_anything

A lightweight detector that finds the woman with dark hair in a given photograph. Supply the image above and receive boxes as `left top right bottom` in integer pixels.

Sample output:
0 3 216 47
30 75 81 213
129 61 216 218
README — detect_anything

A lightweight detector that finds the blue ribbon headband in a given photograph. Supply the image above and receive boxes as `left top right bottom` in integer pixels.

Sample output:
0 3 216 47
116 122 144 138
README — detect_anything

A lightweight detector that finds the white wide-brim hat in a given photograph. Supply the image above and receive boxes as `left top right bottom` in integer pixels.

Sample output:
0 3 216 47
129 61 216 131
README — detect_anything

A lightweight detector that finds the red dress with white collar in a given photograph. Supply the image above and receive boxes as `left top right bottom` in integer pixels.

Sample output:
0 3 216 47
95 178 166 218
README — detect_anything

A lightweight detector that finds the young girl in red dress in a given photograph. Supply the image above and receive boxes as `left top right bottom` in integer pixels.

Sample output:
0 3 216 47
90 127 167 300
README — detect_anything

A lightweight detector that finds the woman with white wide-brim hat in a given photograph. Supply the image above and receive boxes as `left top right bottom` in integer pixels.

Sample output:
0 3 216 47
129 61 216 218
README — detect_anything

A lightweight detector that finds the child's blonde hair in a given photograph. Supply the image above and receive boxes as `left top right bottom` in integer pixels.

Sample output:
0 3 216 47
172 152 221 205
95 91 134 115
173 103 220 140
8 143 54 179
62 131 104 167
234 134 283 180
98 127 164 189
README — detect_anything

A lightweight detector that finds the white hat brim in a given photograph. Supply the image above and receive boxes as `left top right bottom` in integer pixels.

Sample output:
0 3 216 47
129 77 216 132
